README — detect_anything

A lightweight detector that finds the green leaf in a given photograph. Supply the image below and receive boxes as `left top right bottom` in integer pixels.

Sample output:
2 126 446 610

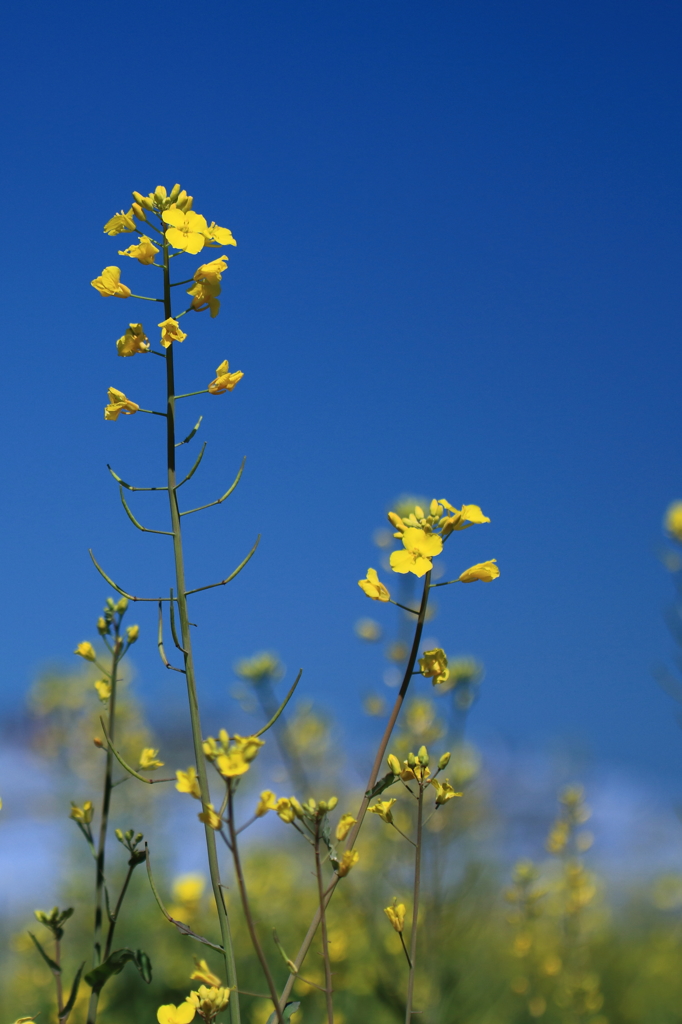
28 932 61 974
60 962 85 1022
365 771 399 800
84 947 152 994
265 1001 300 1024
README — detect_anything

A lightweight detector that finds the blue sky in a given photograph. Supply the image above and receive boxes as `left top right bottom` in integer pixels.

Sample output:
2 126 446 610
1 1 681 781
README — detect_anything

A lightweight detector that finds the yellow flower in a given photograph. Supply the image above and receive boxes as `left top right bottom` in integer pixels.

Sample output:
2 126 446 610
358 568 391 602
215 734 263 778
103 209 137 235
419 648 449 685
105 387 140 421
157 1004 196 1024
176 767 201 799
665 501 682 543
430 779 461 805
116 323 150 357
276 797 297 823
74 641 96 661
368 799 396 824
190 959 223 987
94 679 111 702
187 256 228 318
389 527 443 577
70 800 94 824
458 559 500 583
198 804 223 830
440 503 490 535
139 748 164 770
162 208 209 254
118 234 160 265
337 850 359 877
186 985 231 1015
173 873 205 905
387 754 401 775
126 624 139 643
384 899 406 933
335 813 357 841
255 790 278 817
208 359 244 395
91 266 131 297
158 317 187 349
203 222 237 247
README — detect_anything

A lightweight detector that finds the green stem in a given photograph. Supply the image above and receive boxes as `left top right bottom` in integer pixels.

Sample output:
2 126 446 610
277 571 431 1010
314 824 334 1024
55 936 64 1016
162 236 240 1023
86 635 121 1024
405 783 424 1022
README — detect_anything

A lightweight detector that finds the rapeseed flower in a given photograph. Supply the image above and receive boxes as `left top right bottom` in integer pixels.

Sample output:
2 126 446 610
187 256 228 318
198 804 222 830
116 323 150 357
337 850 359 876
255 790 278 817
176 767 201 799
74 641 96 661
419 648 449 685
430 779 461 805
190 960 223 987
440 502 491 535
158 317 187 349
358 568 390 601
139 748 164 770
458 559 500 583
336 813 357 841
104 387 139 421
103 209 136 235
162 208 209 254
368 799 396 824
186 985 231 1019
384 899 406 933
91 266 132 298
208 360 243 395
94 679 111 702
157 1005 195 1024
118 235 159 264
203 222 237 247
390 527 442 577
70 801 94 824
665 501 682 543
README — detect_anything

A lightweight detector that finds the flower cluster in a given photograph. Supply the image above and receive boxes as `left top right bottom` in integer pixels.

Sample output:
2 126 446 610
202 731 264 778
388 498 491 577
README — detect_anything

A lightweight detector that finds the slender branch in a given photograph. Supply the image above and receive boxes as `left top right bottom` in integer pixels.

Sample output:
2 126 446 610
180 457 246 516
120 488 174 536
176 389 210 400
157 601 186 673
276 571 432 1010
226 784 284 1024
145 846 225 952
405 783 424 1022
137 408 167 417
89 550 175 603
254 671 303 737
314 824 334 1024
168 589 187 652
389 599 419 615
103 860 137 959
176 443 207 487
391 822 417 847
184 536 260 595
55 935 64 1016
429 579 463 588
99 719 175 785
107 464 168 491
129 293 164 302
399 931 413 969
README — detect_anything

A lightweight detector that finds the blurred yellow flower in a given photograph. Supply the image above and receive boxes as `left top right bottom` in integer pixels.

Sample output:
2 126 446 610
256 790 278 817
203 222 237 247
358 568 390 601
118 235 159 264
336 813 357 841
368 799 396 824
91 266 131 297
430 779 461 805
176 767 201 799
390 527 442 577
139 748 164 770
157 1004 196 1024
158 317 187 349
208 359 244 395
337 850 359 877
126 624 139 643
94 679 111 702
458 559 500 583
440 503 490 535
116 323 150 357
103 209 136 235
198 804 223 830
74 641 96 661
419 648 449 685
190 958 223 987
173 873 205 905
665 501 682 543
384 899 406 933
162 208 209 254
105 387 140 421
70 800 94 824
276 798 297 823
186 985 231 1014
355 618 381 641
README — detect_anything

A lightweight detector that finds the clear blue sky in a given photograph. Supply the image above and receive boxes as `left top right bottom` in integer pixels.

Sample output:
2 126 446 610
1 1 681 780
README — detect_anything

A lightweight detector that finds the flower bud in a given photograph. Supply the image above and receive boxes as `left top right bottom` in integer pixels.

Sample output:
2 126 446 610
176 190 188 209
388 511 405 532
184 195 194 211
132 202 147 222
407 752 418 768
115 828 124 841
417 745 429 766
93 737 104 748
96 617 109 635
169 183 181 202
106 597 116 610
387 754 401 775
74 641 96 662
438 751 451 770
116 597 129 614
126 624 140 644
290 796 304 819
154 185 167 202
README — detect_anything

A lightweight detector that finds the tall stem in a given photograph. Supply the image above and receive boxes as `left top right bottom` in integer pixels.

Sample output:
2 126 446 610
226 784 284 1024
405 782 424 1023
55 936 64 1017
314 825 334 1024
162 238 240 1022
277 571 432 1010
86 634 120 1024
